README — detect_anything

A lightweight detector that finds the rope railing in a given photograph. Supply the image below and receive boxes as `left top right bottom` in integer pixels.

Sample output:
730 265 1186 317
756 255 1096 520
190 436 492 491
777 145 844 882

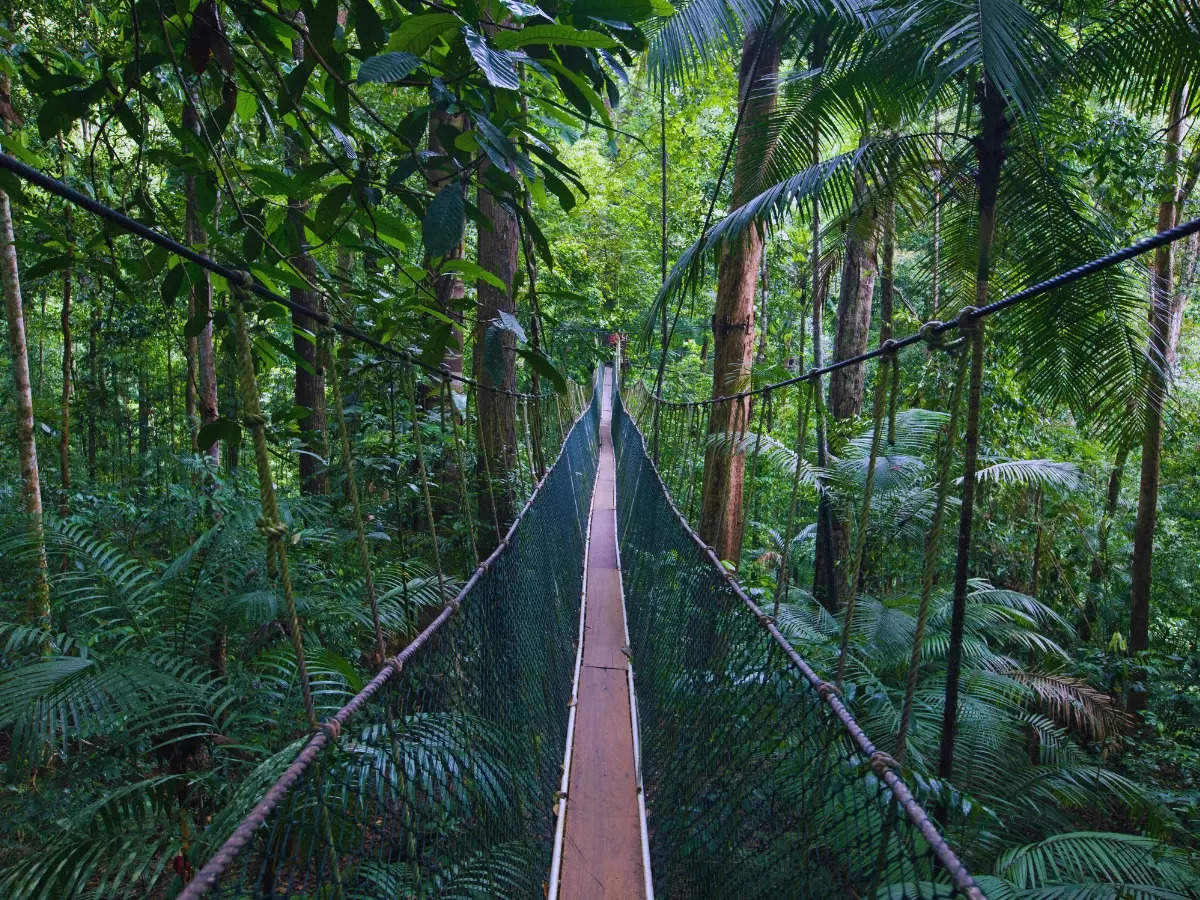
179 371 602 898
611 384 985 899
648 213 1200 408
0 151 555 400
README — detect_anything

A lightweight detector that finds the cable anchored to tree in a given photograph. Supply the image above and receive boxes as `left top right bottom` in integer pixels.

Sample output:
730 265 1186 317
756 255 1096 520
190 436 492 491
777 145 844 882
651 212 1200 408
0 151 554 400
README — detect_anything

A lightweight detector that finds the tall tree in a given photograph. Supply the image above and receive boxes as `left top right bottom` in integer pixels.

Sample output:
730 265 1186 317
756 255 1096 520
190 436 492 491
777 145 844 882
285 22 327 495
183 98 220 463
0 191 50 629
698 24 781 563
1128 87 1189 713
815 155 879 605
473 163 519 545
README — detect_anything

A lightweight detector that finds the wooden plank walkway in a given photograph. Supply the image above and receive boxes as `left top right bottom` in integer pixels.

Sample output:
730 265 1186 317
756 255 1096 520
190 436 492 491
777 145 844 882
555 367 649 899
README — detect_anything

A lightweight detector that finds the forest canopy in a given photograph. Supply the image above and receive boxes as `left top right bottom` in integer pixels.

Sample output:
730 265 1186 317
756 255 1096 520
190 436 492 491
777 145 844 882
0 0 1199 897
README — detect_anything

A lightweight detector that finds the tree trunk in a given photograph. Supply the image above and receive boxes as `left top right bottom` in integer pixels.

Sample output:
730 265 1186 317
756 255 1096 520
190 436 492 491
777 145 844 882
1 186 51 629
697 26 780 565
59 235 72 515
755 249 769 365
284 33 327 495
183 100 219 463
138 368 150 457
1128 87 1188 715
474 167 519 548
1167 228 1197 367
87 297 98 478
828 168 879 420
815 143 878 605
427 105 467 387
938 76 1007 787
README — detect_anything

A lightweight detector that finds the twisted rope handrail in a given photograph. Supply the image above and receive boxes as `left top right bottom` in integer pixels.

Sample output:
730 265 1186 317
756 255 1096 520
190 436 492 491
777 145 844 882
648 213 1200 408
0 152 556 400
179 374 598 898
613 386 986 900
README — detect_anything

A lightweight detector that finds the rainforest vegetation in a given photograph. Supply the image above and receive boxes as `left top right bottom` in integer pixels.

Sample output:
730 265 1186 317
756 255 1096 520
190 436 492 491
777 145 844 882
0 0 1199 896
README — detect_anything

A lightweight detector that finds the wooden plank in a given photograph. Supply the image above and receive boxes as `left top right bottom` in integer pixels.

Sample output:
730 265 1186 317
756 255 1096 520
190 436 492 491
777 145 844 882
558 368 646 899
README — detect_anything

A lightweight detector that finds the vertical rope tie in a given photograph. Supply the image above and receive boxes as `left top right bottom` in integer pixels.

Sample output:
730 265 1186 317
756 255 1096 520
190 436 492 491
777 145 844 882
230 275 315 729
895 333 970 762
407 367 446 604
446 379 479 566
775 382 812 616
835 341 895 689
325 328 385 665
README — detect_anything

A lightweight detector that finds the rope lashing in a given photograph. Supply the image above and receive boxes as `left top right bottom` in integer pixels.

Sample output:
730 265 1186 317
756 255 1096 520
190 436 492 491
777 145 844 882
938 311 986 784
868 751 900 775
324 327 386 665
895 326 971 763
774 380 812 617
230 274 316 729
835 340 895 688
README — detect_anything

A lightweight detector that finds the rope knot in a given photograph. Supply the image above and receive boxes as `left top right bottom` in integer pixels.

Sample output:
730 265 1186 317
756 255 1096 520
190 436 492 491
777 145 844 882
869 750 900 775
880 338 899 355
815 680 841 700
756 612 775 627
243 412 266 428
230 269 254 291
956 306 981 330
321 719 342 741
388 657 405 678
919 321 945 347
256 517 288 540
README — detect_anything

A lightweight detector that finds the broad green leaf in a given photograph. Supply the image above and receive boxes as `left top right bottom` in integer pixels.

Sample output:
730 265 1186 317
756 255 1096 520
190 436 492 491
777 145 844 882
463 27 521 90
315 182 354 236
183 312 211 338
422 182 465 259
493 25 616 50
440 258 504 289
388 13 460 54
515 345 567 393
161 265 186 307
356 52 422 84
197 417 241 450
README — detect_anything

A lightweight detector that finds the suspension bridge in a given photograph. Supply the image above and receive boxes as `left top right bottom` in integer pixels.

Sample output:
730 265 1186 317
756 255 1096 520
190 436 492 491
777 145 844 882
5 151 1200 898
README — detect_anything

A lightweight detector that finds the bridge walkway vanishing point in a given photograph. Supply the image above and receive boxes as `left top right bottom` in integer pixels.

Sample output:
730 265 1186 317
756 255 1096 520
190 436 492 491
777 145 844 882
553 365 652 899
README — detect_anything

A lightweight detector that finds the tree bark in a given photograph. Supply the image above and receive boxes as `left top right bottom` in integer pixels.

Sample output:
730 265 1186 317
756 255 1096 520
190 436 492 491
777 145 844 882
427 105 467 386
183 100 220 463
285 33 327 495
938 76 1007 787
1128 87 1188 714
59 229 72 515
1 186 51 629
474 166 519 548
755 249 769 365
697 26 780 564
815 142 878 605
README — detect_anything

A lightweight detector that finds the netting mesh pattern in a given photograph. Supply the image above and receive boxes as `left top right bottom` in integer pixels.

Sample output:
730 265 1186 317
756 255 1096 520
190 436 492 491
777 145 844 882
612 388 982 900
188 376 602 898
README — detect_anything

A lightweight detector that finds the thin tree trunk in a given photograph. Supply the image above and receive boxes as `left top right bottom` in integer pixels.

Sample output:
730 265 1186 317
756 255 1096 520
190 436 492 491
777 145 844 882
59 226 72 515
184 100 219 463
88 297 98 477
698 26 780 564
285 31 326 495
1128 86 1188 715
427 105 467 388
938 76 1008 786
1 185 51 629
816 140 878 606
474 166 519 548
755 249 769 365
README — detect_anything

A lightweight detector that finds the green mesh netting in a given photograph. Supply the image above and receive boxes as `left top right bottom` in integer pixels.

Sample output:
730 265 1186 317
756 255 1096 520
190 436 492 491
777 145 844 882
611 381 981 900
184 374 602 899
